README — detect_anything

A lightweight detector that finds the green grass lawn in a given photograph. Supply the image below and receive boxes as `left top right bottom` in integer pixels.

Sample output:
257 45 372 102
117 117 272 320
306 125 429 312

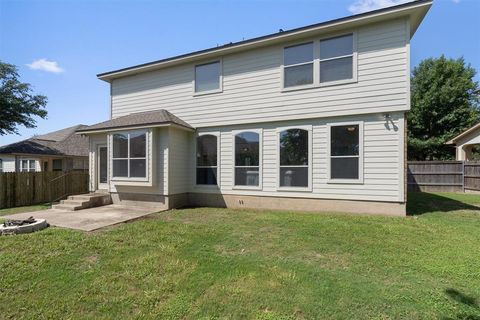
0 193 479 319
0 203 50 216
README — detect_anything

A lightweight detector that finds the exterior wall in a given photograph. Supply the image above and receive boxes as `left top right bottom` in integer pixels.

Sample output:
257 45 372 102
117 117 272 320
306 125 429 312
110 19 409 128
187 112 405 204
0 156 16 172
168 127 194 195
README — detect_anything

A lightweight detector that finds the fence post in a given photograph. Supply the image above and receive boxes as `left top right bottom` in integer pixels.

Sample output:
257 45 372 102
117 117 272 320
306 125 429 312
462 160 465 193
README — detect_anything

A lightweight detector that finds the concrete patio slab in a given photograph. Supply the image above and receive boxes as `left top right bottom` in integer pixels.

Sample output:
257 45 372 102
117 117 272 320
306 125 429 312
2 205 161 231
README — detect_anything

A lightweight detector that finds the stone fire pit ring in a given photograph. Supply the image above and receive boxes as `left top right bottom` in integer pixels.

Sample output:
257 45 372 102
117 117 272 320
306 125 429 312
0 218 49 235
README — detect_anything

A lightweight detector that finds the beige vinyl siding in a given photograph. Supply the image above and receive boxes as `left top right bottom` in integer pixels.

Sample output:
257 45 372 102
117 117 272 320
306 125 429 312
111 19 408 128
168 127 193 194
192 112 405 203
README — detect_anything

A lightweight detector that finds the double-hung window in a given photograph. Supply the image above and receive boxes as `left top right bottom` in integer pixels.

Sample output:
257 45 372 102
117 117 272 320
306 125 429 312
283 42 314 88
234 131 261 187
329 123 363 182
195 61 221 94
196 134 219 185
20 160 35 172
112 131 147 179
278 127 311 188
320 34 354 83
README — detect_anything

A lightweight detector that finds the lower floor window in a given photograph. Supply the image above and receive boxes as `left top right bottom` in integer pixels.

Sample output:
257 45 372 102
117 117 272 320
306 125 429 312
196 134 218 185
330 123 361 180
21 160 36 172
279 128 310 188
234 131 260 187
112 131 147 178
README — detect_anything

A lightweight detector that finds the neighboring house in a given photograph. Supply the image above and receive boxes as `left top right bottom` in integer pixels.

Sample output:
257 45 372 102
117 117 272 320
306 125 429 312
77 0 432 216
0 125 89 173
446 123 480 161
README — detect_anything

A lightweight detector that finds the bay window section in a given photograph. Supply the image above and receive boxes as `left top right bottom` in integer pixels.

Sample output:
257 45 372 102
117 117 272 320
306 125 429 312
112 131 147 179
320 34 354 83
279 128 310 188
234 131 260 187
330 124 361 181
283 42 314 88
196 134 218 185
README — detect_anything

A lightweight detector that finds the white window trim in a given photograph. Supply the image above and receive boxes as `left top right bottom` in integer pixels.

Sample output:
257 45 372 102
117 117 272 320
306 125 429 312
20 159 36 172
232 129 263 191
281 32 357 92
195 131 221 188
193 59 223 96
110 129 150 182
276 125 313 192
326 121 364 184
281 41 315 91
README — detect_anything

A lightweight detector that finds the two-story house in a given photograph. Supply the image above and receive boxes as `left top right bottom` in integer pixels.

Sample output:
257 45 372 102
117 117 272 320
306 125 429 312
77 0 432 216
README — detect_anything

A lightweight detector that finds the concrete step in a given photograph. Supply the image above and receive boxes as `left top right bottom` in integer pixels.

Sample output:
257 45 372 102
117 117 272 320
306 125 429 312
60 200 89 206
52 204 84 211
56 193 112 211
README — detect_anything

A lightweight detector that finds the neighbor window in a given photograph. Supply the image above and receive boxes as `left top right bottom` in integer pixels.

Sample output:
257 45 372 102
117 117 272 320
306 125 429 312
330 124 361 180
320 34 354 83
196 134 218 185
112 131 147 178
279 128 310 188
20 160 36 172
283 42 314 88
0 159 3 172
234 131 260 187
195 61 221 93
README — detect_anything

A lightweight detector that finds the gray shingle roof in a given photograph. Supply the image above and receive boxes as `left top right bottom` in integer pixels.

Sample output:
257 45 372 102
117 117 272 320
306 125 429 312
76 109 194 133
0 125 89 157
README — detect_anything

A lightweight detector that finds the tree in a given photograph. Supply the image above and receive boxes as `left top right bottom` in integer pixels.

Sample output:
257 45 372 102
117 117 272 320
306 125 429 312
0 61 48 135
408 56 480 160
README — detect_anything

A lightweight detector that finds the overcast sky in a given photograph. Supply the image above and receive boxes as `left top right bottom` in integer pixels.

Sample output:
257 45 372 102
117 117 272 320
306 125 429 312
1 0 479 145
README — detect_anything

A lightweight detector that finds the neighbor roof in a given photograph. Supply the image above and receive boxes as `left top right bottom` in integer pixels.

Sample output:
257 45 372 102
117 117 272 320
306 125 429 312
0 125 89 157
76 110 194 134
97 0 432 82
446 123 480 145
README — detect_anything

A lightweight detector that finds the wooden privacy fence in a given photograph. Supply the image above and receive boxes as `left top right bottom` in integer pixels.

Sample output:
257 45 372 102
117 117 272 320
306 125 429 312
0 171 89 209
407 161 480 192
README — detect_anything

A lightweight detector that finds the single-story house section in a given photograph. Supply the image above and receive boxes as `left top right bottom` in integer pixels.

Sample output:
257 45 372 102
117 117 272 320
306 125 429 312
0 125 89 172
77 0 433 216
446 123 480 161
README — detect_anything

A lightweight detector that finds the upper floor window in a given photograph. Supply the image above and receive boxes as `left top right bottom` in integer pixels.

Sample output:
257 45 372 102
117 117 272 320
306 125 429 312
320 34 354 83
195 61 221 93
234 131 260 187
20 159 35 172
112 131 147 178
283 42 314 88
329 123 362 182
279 128 310 188
196 134 218 185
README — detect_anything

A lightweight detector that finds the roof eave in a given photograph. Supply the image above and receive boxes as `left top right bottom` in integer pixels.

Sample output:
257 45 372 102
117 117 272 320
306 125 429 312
76 122 195 135
97 0 432 82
